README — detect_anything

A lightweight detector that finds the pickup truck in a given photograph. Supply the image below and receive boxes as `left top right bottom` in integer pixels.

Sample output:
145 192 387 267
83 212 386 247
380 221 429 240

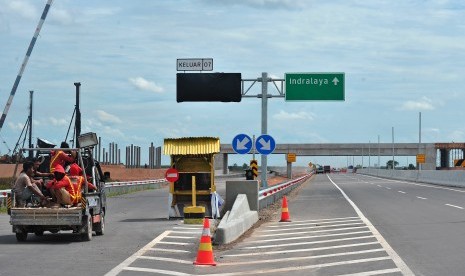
7 133 106 242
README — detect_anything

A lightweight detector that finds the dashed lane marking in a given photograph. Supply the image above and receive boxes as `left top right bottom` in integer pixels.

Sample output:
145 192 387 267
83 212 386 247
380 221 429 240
445 203 464 209
398 191 406 194
416 196 427 200
385 187 391 190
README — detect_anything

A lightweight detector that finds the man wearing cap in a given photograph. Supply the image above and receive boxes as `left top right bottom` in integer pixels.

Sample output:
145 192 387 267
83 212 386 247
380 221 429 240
46 164 76 206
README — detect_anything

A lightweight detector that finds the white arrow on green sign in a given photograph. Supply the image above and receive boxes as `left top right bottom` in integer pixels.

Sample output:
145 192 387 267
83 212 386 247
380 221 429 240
285 72 345 101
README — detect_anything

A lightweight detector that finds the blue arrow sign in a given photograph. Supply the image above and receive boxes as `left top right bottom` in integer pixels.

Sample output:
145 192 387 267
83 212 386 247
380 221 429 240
232 134 253 154
256 134 276 155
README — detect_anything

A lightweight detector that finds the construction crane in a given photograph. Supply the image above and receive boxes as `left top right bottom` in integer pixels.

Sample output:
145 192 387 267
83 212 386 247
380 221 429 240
0 0 53 134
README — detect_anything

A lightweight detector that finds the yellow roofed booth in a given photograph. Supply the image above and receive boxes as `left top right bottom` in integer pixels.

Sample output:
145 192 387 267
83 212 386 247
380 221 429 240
164 137 222 222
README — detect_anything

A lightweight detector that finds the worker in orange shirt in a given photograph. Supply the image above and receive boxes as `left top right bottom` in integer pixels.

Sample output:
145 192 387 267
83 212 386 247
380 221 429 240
49 142 76 173
69 163 97 193
46 165 77 206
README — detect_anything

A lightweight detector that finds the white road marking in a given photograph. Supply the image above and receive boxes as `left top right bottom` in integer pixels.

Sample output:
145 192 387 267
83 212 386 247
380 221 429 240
223 241 380 257
334 268 402 276
363 174 465 193
385 187 391 190
165 235 196 239
171 231 201 235
241 235 375 250
280 216 359 223
416 196 428 200
266 218 361 228
256 226 369 237
377 185 382 187
220 248 385 266
124 267 191 276
104 230 171 276
445 204 464 209
157 241 192 246
207 257 393 276
328 175 415 276
149 248 190 253
398 191 406 194
138 256 192 264
244 230 372 244
259 222 364 232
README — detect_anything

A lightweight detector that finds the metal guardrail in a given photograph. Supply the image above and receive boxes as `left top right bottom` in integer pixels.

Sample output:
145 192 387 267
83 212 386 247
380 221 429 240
258 172 314 210
0 180 169 207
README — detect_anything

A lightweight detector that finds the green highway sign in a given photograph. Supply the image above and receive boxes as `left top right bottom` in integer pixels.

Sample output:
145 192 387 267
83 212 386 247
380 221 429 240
285 72 345 101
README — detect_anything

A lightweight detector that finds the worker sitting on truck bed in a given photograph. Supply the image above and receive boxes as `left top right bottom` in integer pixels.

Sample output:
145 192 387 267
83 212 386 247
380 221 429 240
46 165 77 206
14 161 48 207
49 142 76 173
69 163 97 192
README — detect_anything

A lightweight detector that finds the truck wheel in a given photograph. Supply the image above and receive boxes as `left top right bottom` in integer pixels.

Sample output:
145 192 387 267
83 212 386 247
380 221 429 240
95 213 105 236
81 216 93 241
16 232 27 242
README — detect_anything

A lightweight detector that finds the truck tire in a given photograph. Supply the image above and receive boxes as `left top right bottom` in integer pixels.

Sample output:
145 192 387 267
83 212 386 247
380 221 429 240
16 232 27 242
95 213 105 236
81 216 93 241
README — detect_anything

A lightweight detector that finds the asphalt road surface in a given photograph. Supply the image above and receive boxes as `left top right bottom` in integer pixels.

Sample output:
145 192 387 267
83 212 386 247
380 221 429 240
1 173 465 275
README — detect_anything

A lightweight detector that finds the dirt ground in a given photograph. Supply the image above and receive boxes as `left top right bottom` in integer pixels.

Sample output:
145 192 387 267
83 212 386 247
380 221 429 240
0 163 297 183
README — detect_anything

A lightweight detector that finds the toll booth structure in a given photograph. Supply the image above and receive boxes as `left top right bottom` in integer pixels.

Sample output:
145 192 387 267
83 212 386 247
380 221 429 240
164 137 222 219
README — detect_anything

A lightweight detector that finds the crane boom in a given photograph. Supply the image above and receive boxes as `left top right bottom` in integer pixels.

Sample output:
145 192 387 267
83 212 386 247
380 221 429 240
0 0 53 133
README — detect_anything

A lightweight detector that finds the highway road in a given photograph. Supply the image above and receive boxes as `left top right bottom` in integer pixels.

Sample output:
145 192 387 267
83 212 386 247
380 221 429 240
1 173 465 275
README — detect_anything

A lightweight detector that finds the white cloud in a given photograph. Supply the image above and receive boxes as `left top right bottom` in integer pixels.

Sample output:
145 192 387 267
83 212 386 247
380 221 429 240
273 110 315 121
50 7 73 25
6 1 37 20
49 117 68 126
401 97 435 111
8 122 24 131
129 77 163 93
96 110 122 124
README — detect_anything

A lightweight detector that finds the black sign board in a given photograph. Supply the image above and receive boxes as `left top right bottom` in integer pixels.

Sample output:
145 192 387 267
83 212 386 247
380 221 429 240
176 73 242 102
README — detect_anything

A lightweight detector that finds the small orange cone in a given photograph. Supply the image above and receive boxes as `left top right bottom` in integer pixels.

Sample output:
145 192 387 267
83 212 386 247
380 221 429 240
280 196 291 222
193 218 216 266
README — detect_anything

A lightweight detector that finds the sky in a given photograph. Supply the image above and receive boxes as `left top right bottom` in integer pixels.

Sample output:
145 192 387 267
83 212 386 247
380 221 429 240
0 0 465 168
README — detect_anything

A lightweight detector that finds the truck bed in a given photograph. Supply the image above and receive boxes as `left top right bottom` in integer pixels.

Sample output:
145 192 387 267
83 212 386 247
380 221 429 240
10 207 82 226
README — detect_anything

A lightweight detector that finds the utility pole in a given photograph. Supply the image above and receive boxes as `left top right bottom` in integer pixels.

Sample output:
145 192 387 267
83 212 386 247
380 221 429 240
28 91 33 159
242 72 284 188
0 0 53 134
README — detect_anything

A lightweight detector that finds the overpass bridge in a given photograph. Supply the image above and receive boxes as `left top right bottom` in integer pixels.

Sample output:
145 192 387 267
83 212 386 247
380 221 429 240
217 142 465 173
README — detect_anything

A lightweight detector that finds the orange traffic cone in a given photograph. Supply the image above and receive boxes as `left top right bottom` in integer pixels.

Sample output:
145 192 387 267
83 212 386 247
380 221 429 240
193 218 216 266
280 196 291 222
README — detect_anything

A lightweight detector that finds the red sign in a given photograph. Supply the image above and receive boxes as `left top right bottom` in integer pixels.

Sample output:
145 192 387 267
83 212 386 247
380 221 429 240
165 168 179 182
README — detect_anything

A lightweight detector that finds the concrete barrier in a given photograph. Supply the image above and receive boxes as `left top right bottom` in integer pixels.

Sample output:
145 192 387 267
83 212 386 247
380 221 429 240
358 169 465 187
214 194 258 245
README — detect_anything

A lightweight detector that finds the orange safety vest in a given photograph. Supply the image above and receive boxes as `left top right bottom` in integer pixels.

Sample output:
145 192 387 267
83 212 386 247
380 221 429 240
69 176 84 204
50 151 74 172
